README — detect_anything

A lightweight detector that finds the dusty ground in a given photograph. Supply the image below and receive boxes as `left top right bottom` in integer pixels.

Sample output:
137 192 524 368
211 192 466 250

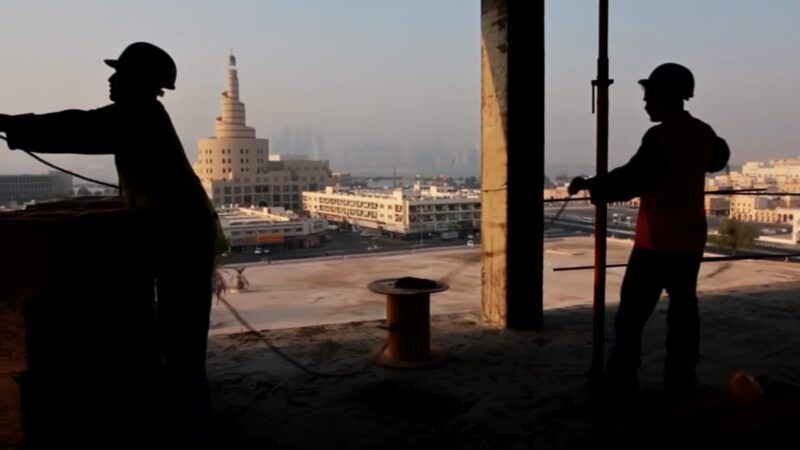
211 237 800 333
206 237 800 449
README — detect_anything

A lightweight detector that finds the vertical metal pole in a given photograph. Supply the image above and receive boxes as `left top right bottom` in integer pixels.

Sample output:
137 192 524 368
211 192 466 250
591 0 611 386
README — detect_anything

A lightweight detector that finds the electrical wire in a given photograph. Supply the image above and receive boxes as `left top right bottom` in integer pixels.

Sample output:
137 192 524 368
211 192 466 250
0 134 120 189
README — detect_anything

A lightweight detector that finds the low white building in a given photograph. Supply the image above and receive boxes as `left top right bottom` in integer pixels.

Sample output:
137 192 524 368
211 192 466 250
0 171 73 205
217 206 327 251
302 184 480 238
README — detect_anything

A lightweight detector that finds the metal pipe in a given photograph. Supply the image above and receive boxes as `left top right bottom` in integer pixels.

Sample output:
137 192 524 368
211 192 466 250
718 191 800 196
548 194 574 225
542 188 769 204
553 252 800 272
544 197 592 204
591 0 611 386
0 134 119 189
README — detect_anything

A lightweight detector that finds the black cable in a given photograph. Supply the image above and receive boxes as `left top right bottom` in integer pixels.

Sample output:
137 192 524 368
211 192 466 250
554 252 800 272
2 130 381 378
0 134 120 189
3 131 385 377
549 194 574 225
218 294 384 378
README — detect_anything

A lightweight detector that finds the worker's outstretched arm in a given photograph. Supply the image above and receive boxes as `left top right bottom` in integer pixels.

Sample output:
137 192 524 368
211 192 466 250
0 105 121 155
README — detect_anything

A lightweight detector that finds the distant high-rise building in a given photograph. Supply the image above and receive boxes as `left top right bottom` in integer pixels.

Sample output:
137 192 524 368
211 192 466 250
467 145 479 177
193 54 333 211
0 171 73 204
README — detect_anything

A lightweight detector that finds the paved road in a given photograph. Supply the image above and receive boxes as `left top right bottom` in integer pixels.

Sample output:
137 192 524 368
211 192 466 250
219 231 475 265
546 206 800 260
220 205 798 265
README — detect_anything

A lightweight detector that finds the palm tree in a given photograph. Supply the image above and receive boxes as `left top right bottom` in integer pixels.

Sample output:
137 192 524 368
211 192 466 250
233 267 250 291
212 267 228 302
710 218 758 255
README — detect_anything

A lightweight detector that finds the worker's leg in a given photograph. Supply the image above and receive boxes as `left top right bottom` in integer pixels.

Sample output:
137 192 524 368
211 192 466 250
156 248 215 444
606 247 665 394
663 252 703 393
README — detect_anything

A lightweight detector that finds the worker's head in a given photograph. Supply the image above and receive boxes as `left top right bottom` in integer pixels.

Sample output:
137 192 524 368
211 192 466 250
105 42 177 103
639 63 694 122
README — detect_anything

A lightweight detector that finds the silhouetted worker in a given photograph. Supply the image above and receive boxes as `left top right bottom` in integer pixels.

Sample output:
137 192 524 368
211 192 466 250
0 42 227 443
569 63 730 396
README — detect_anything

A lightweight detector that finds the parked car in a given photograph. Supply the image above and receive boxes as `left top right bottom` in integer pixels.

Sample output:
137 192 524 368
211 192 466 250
466 240 475 248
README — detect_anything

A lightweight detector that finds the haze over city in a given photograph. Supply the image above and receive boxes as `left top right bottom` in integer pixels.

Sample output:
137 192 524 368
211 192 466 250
1 0 799 181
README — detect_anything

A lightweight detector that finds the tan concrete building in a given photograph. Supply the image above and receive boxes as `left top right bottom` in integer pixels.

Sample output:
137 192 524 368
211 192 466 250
303 185 480 237
742 159 800 183
706 172 755 190
543 183 637 208
751 207 799 224
704 196 730 216
218 206 328 251
193 54 333 211
543 185 570 200
728 193 800 224
729 195 776 221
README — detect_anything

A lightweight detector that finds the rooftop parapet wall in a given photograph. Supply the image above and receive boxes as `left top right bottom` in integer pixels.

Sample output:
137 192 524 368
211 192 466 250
0 198 160 447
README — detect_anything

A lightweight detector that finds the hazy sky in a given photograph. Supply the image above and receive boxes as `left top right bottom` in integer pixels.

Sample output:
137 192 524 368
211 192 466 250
549 0 800 172
1 1 799 179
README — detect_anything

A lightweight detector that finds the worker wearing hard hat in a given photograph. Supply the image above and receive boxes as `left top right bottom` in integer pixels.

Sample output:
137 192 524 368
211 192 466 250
569 63 730 397
0 42 224 444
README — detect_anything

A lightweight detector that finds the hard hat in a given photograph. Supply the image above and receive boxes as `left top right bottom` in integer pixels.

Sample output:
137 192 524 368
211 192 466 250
638 63 694 100
104 42 177 90
726 370 764 406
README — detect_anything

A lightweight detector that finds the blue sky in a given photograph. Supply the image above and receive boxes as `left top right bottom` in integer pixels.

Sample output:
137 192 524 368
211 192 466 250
0 1 798 178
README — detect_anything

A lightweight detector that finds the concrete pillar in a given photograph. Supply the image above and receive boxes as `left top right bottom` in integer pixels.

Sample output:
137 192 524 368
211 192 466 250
480 1 545 329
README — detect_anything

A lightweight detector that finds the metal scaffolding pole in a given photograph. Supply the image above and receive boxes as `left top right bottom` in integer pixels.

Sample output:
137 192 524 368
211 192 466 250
590 0 612 387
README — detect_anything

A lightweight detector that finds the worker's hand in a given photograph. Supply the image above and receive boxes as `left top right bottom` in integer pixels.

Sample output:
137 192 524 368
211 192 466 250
568 177 588 196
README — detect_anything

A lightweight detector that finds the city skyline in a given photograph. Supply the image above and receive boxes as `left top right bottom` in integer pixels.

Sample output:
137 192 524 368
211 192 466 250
1 1 799 180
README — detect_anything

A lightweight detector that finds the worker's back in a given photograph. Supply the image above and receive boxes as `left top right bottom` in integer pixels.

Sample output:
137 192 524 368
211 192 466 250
111 101 210 220
635 112 718 253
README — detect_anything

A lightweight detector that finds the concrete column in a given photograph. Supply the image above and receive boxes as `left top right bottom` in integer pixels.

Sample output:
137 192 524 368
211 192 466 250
480 1 545 329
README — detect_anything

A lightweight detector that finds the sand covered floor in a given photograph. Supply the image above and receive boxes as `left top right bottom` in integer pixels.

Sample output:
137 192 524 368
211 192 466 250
207 283 800 449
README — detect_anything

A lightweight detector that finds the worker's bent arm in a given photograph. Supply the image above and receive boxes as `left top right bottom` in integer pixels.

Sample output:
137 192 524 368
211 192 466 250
707 137 730 173
585 128 667 204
